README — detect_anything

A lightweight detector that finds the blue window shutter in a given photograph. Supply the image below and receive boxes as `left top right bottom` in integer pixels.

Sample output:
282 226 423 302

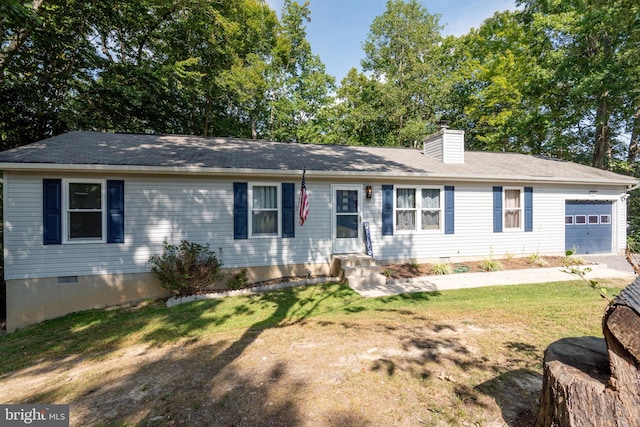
43 179 62 245
444 186 455 235
107 180 125 243
282 183 295 238
493 186 503 233
382 185 394 236
233 182 248 239
524 187 533 232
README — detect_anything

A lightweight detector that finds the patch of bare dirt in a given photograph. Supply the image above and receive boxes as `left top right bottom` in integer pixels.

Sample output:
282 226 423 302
382 256 572 279
0 316 544 426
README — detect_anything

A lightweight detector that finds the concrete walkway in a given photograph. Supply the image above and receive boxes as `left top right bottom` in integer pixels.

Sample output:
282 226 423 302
350 261 637 298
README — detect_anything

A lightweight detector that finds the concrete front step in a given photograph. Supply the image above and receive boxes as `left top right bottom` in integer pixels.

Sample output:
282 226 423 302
343 265 380 277
347 274 387 288
334 254 377 268
332 254 388 289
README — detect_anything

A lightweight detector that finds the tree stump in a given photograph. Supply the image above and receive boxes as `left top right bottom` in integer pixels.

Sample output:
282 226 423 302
535 278 640 426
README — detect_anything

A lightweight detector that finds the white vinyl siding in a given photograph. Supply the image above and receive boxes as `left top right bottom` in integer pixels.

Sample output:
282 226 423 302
3 173 332 280
374 184 626 263
2 173 628 280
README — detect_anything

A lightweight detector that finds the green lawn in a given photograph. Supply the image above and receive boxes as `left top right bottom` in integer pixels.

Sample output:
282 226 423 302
0 279 623 375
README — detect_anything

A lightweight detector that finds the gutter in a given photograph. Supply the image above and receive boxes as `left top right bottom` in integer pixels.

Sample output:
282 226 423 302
627 182 640 192
0 162 638 187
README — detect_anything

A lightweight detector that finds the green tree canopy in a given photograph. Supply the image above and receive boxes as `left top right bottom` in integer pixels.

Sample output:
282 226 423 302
330 0 450 147
0 0 334 149
519 0 640 168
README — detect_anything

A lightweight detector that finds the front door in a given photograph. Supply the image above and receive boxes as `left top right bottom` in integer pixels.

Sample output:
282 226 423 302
332 185 362 254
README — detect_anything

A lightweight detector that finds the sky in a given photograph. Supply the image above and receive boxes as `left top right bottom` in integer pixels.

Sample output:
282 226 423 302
265 0 518 82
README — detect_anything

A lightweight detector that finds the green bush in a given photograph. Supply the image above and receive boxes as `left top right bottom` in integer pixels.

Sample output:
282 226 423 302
430 263 452 275
561 250 585 267
227 269 250 290
149 240 223 296
527 253 549 267
478 258 504 272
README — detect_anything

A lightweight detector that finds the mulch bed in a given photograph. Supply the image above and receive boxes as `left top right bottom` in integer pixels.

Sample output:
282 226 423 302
381 256 574 279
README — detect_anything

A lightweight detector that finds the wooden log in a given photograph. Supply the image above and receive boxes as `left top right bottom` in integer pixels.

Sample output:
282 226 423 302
534 336 613 427
602 305 640 422
535 305 640 427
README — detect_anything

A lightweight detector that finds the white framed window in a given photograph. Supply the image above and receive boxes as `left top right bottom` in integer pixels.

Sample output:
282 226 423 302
504 188 522 230
250 183 280 237
421 188 441 230
395 187 442 232
396 188 416 231
64 179 106 243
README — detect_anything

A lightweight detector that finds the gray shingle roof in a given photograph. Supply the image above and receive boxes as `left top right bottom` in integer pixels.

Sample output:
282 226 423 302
0 131 636 186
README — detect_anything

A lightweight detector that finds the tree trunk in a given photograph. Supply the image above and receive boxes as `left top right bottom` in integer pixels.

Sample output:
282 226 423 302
628 108 640 164
251 117 257 140
592 96 610 169
534 336 612 427
535 304 640 426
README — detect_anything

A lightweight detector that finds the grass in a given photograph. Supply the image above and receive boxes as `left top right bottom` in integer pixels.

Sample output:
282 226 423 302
0 279 624 375
0 278 628 426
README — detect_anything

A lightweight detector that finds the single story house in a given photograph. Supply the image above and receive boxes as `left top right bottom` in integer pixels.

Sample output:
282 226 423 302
0 129 637 331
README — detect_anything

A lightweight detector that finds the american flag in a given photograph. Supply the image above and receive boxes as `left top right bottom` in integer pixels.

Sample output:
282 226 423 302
299 169 309 226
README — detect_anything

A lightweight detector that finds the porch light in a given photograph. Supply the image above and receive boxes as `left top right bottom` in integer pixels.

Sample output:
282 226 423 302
366 185 373 200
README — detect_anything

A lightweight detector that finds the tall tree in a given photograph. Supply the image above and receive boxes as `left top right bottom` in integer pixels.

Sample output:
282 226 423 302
76 0 278 137
520 0 640 169
0 0 101 148
446 11 551 155
327 67 396 145
0 0 334 147
264 0 335 143
0 0 45 81
355 0 448 147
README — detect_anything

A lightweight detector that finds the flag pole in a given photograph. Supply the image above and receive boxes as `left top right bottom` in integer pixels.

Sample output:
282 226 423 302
299 168 309 226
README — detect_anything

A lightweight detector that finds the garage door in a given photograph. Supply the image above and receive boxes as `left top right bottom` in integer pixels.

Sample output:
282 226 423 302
565 201 612 254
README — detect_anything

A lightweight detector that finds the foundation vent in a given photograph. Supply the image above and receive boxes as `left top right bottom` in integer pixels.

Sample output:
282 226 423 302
58 276 78 284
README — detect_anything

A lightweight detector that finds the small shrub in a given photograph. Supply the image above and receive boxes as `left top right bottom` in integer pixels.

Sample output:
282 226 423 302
527 253 549 267
382 268 395 278
149 240 223 296
430 263 453 275
227 269 250 290
410 259 419 269
561 254 585 267
478 258 504 272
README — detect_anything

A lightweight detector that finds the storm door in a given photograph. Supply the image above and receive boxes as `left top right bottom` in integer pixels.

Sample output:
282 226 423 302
332 185 362 254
